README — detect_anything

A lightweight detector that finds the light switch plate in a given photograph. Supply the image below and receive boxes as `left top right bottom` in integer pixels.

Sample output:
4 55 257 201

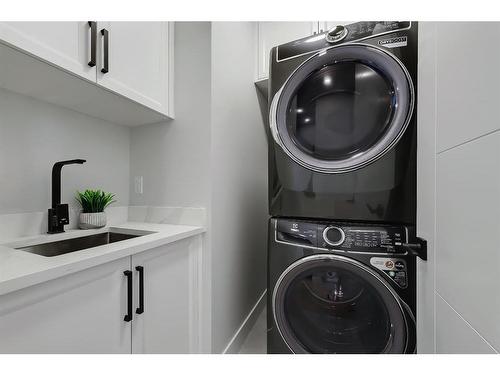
134 176 143 194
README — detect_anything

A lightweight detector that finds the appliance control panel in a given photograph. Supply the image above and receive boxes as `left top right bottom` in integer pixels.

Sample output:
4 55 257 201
345 21 411 43
277 21 411 61
275 218 408 254
318 224 407 253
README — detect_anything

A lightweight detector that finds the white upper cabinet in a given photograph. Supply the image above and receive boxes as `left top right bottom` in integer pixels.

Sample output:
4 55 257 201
0 22 96 81
257 22 319 80
96 22 173 117
0 21 174 124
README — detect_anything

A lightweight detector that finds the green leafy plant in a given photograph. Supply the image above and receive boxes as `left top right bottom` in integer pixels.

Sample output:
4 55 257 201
76 189 116 213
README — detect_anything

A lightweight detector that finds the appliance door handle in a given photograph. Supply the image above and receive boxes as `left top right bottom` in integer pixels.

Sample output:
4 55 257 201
101 28 109 74
135 266 144 314
87 21 97 67
399 237 428 261
124 270 133 322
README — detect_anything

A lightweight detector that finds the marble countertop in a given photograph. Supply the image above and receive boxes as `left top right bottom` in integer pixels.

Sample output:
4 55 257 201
0 222 205 296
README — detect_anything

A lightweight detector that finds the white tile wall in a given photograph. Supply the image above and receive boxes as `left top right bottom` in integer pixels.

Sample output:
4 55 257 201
420 21 500 354
436 131 500 351
436 294 497 354
436 22 500 152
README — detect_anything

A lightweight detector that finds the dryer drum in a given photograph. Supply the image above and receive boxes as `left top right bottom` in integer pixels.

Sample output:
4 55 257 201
270 44 414 174
272 254 410 354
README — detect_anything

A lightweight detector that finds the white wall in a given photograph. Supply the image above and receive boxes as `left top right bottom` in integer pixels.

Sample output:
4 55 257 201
419 22 500 354
0 87 130 215
416 22 436 354
210 22 268 353
129 22 211 209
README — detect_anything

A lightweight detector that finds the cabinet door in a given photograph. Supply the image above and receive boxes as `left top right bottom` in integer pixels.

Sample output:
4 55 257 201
96 22 173 116
0 258 131 354
257 22 318 80
131 236 201 353
0 22 97 81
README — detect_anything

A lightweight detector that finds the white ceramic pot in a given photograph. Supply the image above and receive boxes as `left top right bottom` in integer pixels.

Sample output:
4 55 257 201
79 212 107 229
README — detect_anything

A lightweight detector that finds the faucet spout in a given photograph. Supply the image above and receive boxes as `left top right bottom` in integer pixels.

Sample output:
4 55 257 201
51 159 86 208
48 159 86 234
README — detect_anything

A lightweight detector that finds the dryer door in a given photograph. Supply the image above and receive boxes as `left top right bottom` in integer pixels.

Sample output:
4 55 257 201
270 44 414 174
272 254 412 353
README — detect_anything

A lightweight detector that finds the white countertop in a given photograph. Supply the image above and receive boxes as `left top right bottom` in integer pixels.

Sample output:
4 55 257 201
0 222 205 296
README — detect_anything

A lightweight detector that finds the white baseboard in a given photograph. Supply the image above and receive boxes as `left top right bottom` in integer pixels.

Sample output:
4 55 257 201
222 289 267 354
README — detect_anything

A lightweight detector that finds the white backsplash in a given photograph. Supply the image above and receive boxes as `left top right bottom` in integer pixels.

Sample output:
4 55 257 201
0 206 128 241
0 206 206 241
128 206 207 227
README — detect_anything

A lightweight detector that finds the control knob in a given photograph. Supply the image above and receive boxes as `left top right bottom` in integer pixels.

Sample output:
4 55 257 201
323 226 345 246
325 25 348 43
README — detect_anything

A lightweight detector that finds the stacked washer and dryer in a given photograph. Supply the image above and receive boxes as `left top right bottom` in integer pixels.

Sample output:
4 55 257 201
266 21 427 354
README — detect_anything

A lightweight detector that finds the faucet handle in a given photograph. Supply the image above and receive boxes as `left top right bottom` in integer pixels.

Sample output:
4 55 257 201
48 204 70 233
55 204 70 225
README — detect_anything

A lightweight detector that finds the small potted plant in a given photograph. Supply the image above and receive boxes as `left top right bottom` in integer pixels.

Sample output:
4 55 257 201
76 189 116 229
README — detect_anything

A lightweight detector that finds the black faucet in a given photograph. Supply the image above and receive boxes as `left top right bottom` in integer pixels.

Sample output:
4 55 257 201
48 159 86 234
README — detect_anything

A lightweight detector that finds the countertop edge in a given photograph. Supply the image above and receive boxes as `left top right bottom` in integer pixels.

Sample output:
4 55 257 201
0 224 205 297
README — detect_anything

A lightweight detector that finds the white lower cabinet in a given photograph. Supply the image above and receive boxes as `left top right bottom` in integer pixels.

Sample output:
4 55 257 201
0 236 201 353
131 237 199 353
0 257 131 354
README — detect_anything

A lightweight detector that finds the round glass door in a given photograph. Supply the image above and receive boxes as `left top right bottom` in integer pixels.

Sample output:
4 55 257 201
270 44 414 173
273 255 408 353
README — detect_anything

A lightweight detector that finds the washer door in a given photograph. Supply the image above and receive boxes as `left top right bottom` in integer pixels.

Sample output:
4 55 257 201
273 254 409 353
270 44 414 173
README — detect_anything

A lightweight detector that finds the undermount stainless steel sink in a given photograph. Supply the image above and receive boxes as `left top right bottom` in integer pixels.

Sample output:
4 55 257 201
15 230 152 257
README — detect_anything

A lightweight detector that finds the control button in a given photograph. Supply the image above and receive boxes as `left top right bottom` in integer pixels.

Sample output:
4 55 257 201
325 25 348 43
385 260 394 269
389 271 396 277
395 261 405 270
323 226 345 247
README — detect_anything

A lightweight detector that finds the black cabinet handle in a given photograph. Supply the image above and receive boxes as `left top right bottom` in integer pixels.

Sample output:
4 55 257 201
136 266 145 314
101 28 109 74
124 270 133 322
87 21 96 67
